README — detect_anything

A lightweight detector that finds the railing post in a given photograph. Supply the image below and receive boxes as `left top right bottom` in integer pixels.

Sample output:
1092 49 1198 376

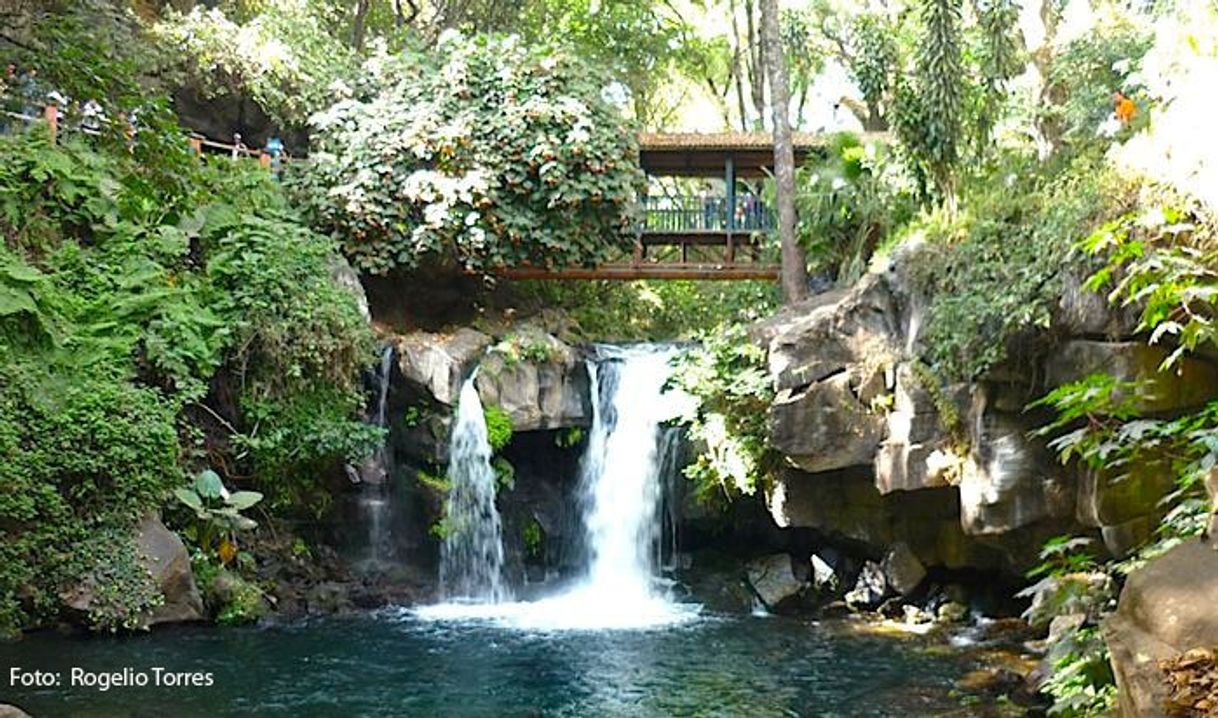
44 104 58 143
189 134 203 157
259 151 271 170
724 156 736 232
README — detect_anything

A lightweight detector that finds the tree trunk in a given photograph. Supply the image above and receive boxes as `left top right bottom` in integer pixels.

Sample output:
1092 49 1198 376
760 0 807 303
729 0 750 131
352 0 370 50
745 0 767 129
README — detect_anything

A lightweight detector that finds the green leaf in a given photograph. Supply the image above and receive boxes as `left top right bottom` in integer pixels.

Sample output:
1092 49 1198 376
173 487 203 511
194 469 225 499
227 491 264 510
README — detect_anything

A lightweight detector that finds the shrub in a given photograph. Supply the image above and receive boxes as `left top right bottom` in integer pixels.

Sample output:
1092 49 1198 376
294 32 645 275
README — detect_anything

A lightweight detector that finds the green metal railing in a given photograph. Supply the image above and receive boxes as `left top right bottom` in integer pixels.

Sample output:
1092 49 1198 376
642 195 774 233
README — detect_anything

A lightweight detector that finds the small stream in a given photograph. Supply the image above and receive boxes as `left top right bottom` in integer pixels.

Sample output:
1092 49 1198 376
1 612 976 717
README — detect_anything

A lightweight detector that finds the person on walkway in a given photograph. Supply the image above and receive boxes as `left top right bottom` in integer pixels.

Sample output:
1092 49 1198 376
80 98 104 135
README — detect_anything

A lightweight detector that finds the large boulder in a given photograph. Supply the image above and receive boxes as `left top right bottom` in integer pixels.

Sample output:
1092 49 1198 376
395 328 493 407
746 554 806 610
474 331 591 431
769 372 885 474
62 515 204 628
1105 538 1218 717
762 274 903 393
881 542 927 597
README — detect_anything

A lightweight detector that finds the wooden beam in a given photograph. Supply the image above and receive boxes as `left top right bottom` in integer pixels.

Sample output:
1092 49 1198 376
492 264 780 281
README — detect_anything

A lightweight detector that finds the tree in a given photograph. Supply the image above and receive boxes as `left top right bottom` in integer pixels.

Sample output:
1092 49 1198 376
294 33 645 276
912 0 964 212
760 0 807 303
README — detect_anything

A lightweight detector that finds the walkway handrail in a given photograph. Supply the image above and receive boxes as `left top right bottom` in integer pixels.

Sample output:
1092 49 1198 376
642 194 774 234
0 98 297 172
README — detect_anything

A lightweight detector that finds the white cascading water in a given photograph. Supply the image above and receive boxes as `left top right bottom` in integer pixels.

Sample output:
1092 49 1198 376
438 374 509 603
351 344 394 570
567 346 694 621
418 345 698 629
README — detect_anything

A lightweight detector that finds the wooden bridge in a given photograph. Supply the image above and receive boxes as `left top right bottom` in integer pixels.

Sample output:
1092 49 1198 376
498 132 831 281
3 101 834 281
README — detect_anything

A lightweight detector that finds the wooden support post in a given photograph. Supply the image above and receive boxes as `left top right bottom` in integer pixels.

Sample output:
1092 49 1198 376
188 135 203 157
633 240 644 266
44 105 58 143
725 155 736 232
259 151 271 169
726 233 735 265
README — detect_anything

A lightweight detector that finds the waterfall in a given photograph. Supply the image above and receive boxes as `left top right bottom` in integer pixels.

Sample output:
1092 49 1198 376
439 375 509 603
418 345 697 629
351 344 394 571
576 346 690 606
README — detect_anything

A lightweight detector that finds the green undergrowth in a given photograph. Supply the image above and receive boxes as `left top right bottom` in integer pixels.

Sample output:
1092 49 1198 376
0 126 377 635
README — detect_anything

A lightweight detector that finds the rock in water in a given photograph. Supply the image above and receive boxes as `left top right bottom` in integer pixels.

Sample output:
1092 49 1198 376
137 515 206 625
845 561 889 609
61 514 204 628
810 554 839 592
746 554 806 610
881 542 926 597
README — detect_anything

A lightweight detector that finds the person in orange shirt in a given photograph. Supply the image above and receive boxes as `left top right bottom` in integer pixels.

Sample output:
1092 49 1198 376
1114 91 1136 125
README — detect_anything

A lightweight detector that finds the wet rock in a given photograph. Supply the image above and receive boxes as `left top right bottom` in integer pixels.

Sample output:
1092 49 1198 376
473 331 591 431
1105 538 1218 717
305 582 354 614
395 328 493 407
769 372 885 474
955 668 1027 700
1021 572 1115 632
845 561 889 609
0 705 32 718
936 601 969 624
679 565 756 614
746 554 806 610
881 542 927 597
810 553 839 592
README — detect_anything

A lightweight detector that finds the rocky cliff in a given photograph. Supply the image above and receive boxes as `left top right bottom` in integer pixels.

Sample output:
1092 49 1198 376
753 259 1218 584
